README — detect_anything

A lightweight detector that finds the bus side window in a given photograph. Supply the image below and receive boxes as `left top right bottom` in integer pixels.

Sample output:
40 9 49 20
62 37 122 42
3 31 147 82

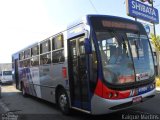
40 53 51 65
52 50 65 63
19 61 23 68
52 34 64 50
23 59 30 67
24 49 31 59
31 56 39 66
40 40 51 54
31 45 39 67
31 45 39 56
19 52 24 60
52 34 64 63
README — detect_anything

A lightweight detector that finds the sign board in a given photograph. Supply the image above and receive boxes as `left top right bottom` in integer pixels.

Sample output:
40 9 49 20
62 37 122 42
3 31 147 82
142 23 154 38
126 0 159 24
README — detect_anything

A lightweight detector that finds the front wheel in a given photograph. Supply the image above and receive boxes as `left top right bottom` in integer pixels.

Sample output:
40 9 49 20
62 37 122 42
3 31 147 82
58 90 70 115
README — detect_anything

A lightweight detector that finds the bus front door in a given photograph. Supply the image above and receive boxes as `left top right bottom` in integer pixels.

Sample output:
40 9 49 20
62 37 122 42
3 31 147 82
14 59 19 89
68 35 90 111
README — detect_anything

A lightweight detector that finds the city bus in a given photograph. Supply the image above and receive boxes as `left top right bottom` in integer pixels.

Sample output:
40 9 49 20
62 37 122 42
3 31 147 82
12 15 156 115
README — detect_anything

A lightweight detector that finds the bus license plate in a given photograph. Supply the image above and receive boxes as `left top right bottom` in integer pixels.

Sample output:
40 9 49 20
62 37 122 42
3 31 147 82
132 96 142 103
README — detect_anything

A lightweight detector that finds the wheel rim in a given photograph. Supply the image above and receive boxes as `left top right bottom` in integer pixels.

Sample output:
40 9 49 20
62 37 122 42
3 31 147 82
59 94 67 111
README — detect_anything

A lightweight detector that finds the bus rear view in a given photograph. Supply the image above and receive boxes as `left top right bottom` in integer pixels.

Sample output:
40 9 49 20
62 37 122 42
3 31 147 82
89 15 156 114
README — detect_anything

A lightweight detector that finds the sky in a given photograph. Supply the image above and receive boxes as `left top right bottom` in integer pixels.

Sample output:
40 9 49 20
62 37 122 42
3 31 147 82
0 0 160 63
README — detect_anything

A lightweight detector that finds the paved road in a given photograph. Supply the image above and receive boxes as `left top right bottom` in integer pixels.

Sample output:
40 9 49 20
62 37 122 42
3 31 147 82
0 85 160 120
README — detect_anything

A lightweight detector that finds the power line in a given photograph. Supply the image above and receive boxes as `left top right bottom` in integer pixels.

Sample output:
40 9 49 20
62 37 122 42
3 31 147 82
88 0 98 13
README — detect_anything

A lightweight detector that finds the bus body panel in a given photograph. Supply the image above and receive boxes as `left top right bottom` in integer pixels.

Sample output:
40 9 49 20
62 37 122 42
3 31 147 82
91 88 156 115
17 63 69 103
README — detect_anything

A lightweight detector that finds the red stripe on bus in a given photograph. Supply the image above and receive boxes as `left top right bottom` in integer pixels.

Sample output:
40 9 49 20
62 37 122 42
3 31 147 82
94 79 130 99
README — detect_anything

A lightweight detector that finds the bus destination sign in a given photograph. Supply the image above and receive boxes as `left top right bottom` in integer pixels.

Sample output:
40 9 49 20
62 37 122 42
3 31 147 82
126 0 159 24
102 21 138 31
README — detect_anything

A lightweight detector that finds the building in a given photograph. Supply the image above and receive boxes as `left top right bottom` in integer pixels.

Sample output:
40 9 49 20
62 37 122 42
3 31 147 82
0 63 12 72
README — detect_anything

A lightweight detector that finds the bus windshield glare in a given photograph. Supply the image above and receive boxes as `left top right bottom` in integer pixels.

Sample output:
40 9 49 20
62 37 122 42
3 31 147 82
95 30 154 85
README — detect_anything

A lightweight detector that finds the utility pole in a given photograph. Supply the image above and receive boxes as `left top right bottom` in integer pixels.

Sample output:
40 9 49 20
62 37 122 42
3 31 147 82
152 1 156 36
151 0 158 75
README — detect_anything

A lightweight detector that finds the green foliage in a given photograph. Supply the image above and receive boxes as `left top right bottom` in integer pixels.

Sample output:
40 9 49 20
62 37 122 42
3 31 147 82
151 34 160 52
156 76 160 87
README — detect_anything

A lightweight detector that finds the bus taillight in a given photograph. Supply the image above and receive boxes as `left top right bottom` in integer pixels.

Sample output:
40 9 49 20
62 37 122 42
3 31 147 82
62 67 67 78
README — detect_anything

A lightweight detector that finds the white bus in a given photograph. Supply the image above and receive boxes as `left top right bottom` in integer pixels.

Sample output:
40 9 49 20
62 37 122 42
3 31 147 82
12 15 156 115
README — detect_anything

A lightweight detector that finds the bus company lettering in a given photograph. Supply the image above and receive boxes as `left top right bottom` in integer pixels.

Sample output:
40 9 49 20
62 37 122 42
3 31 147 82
132 1 156 16
138 86 148 93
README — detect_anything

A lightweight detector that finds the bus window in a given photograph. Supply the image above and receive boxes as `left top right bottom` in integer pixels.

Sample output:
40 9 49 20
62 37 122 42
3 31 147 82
31 56 39 66
52 34 64 50
19 61 24 68
23 59 30 67
40 53 51 65
40 40 51 54
79 37 85 55
52 49 64 63
19 51 24 60
31 45 39 56
24 49 31 59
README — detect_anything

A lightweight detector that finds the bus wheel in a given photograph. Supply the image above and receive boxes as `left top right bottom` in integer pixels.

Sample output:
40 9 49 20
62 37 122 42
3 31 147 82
58 90 70 115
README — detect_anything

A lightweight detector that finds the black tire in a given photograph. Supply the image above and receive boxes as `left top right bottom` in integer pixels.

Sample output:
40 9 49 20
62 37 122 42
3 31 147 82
58 90 70 115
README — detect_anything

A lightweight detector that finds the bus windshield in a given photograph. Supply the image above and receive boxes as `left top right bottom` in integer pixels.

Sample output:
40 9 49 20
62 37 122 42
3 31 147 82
96 30 154 85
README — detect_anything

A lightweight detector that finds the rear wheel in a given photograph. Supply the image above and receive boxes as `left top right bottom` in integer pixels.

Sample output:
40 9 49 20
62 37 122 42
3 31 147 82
58 90 70 115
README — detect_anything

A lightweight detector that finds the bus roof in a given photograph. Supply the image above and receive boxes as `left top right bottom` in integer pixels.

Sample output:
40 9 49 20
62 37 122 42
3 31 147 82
12 42 38 57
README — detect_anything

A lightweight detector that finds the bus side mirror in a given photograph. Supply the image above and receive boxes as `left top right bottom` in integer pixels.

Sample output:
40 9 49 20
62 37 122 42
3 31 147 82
84 38 92 54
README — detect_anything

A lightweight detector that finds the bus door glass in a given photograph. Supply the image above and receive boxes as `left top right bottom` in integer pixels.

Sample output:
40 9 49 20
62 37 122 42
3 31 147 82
68 35 90 111
15 59 19 89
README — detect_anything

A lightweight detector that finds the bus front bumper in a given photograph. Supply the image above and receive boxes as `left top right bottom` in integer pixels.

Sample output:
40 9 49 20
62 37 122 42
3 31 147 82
91 88 156 115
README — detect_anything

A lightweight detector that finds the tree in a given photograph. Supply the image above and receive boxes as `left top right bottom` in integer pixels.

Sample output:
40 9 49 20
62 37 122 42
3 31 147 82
151 34 160 76
150 34 160 52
